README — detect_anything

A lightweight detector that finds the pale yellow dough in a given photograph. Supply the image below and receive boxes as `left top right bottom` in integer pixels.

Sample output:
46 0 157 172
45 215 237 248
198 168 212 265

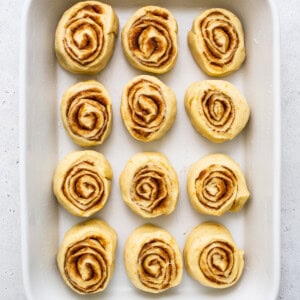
57 219 117 295
187 153 250 216
119 152 179 218
122 6 178 74
184 222 244 289
53 150 112 217
55 1 119 74
61 80 112 147
124 224 183 293
121 75 177 142
188 8 246 77
185 80 250 143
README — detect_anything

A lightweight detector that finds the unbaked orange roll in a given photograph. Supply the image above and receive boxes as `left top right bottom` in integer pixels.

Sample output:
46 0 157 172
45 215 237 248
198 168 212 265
188 8 246 77
122 6 178 74
61 80 112 147
185 80 250 143
55 1 118 74
121 75 177 142
184 222 244 289
119 152 179 218
124 224 183 293
53 150 112 217
57 219 117 294
187 153 250 216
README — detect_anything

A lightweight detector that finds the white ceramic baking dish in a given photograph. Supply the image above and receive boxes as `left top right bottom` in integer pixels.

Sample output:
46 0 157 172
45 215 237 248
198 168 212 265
20 0 280 299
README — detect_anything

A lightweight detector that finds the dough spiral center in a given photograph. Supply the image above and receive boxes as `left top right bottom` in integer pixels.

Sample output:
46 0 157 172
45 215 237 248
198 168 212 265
64 5 105 65
62 161 104 211
196 165 237 210
127 79 166 138
128 11 175 68
64 237 108 293
202 89 235 132
200 241 238 284
66 89 110 141
131 165 168 212
138 239 177 290
200 11 239 67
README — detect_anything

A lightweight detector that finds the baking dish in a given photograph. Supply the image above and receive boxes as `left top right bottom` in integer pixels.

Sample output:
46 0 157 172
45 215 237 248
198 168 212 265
20 0 280 298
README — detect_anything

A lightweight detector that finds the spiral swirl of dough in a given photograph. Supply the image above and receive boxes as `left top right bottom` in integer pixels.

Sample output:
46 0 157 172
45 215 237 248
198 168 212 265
187 154 250 216
120 152 179 218
64 236 109 293
122 6 178 74
195 164 237 212
200 241 238 285
184 222 244 289
132 165 169 213
121 75 177 142
138 239 178 291
188 8 246 77
124 224 183 293
63 161 104 210
201 89 234 133
61 81 112 146
185 80 250 143
57 220 117 294
53 151 112 217
200 11 239 67
55 1 118 74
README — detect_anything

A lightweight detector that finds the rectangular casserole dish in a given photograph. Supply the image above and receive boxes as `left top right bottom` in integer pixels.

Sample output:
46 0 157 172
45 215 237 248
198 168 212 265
20 0 281 299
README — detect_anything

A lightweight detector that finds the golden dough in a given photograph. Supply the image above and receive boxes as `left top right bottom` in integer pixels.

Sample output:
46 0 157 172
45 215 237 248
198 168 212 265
124 224 183 293
121 75 177 142
188 8 246 77
187 153 250 216
57 219 117 294
55 1 118 74
122 6 178 74
185 80 250 143
119 152 179 218
184 222 244 289
53 150 112 217
61 80 112 147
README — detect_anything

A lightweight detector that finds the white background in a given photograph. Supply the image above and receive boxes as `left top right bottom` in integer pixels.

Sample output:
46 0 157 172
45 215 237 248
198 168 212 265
0 0 299 299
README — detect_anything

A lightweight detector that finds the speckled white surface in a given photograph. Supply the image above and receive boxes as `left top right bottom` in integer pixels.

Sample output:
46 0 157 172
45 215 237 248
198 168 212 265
0 0 298 299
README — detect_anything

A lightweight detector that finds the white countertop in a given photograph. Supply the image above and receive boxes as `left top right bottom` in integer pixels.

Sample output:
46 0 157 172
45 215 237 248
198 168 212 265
0 0 299 299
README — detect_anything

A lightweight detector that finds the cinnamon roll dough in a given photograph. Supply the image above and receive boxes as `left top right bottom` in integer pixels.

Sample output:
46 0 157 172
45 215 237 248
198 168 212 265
61 80 112 147
53 150 112 217
119 152 179 218
188 8 246 77
122 6 178 74
121 75 177 142
187 153 250 216
124 224 183 293
184 222 244 289
185 80 250 143
57 219 117 294
55 1 119 74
